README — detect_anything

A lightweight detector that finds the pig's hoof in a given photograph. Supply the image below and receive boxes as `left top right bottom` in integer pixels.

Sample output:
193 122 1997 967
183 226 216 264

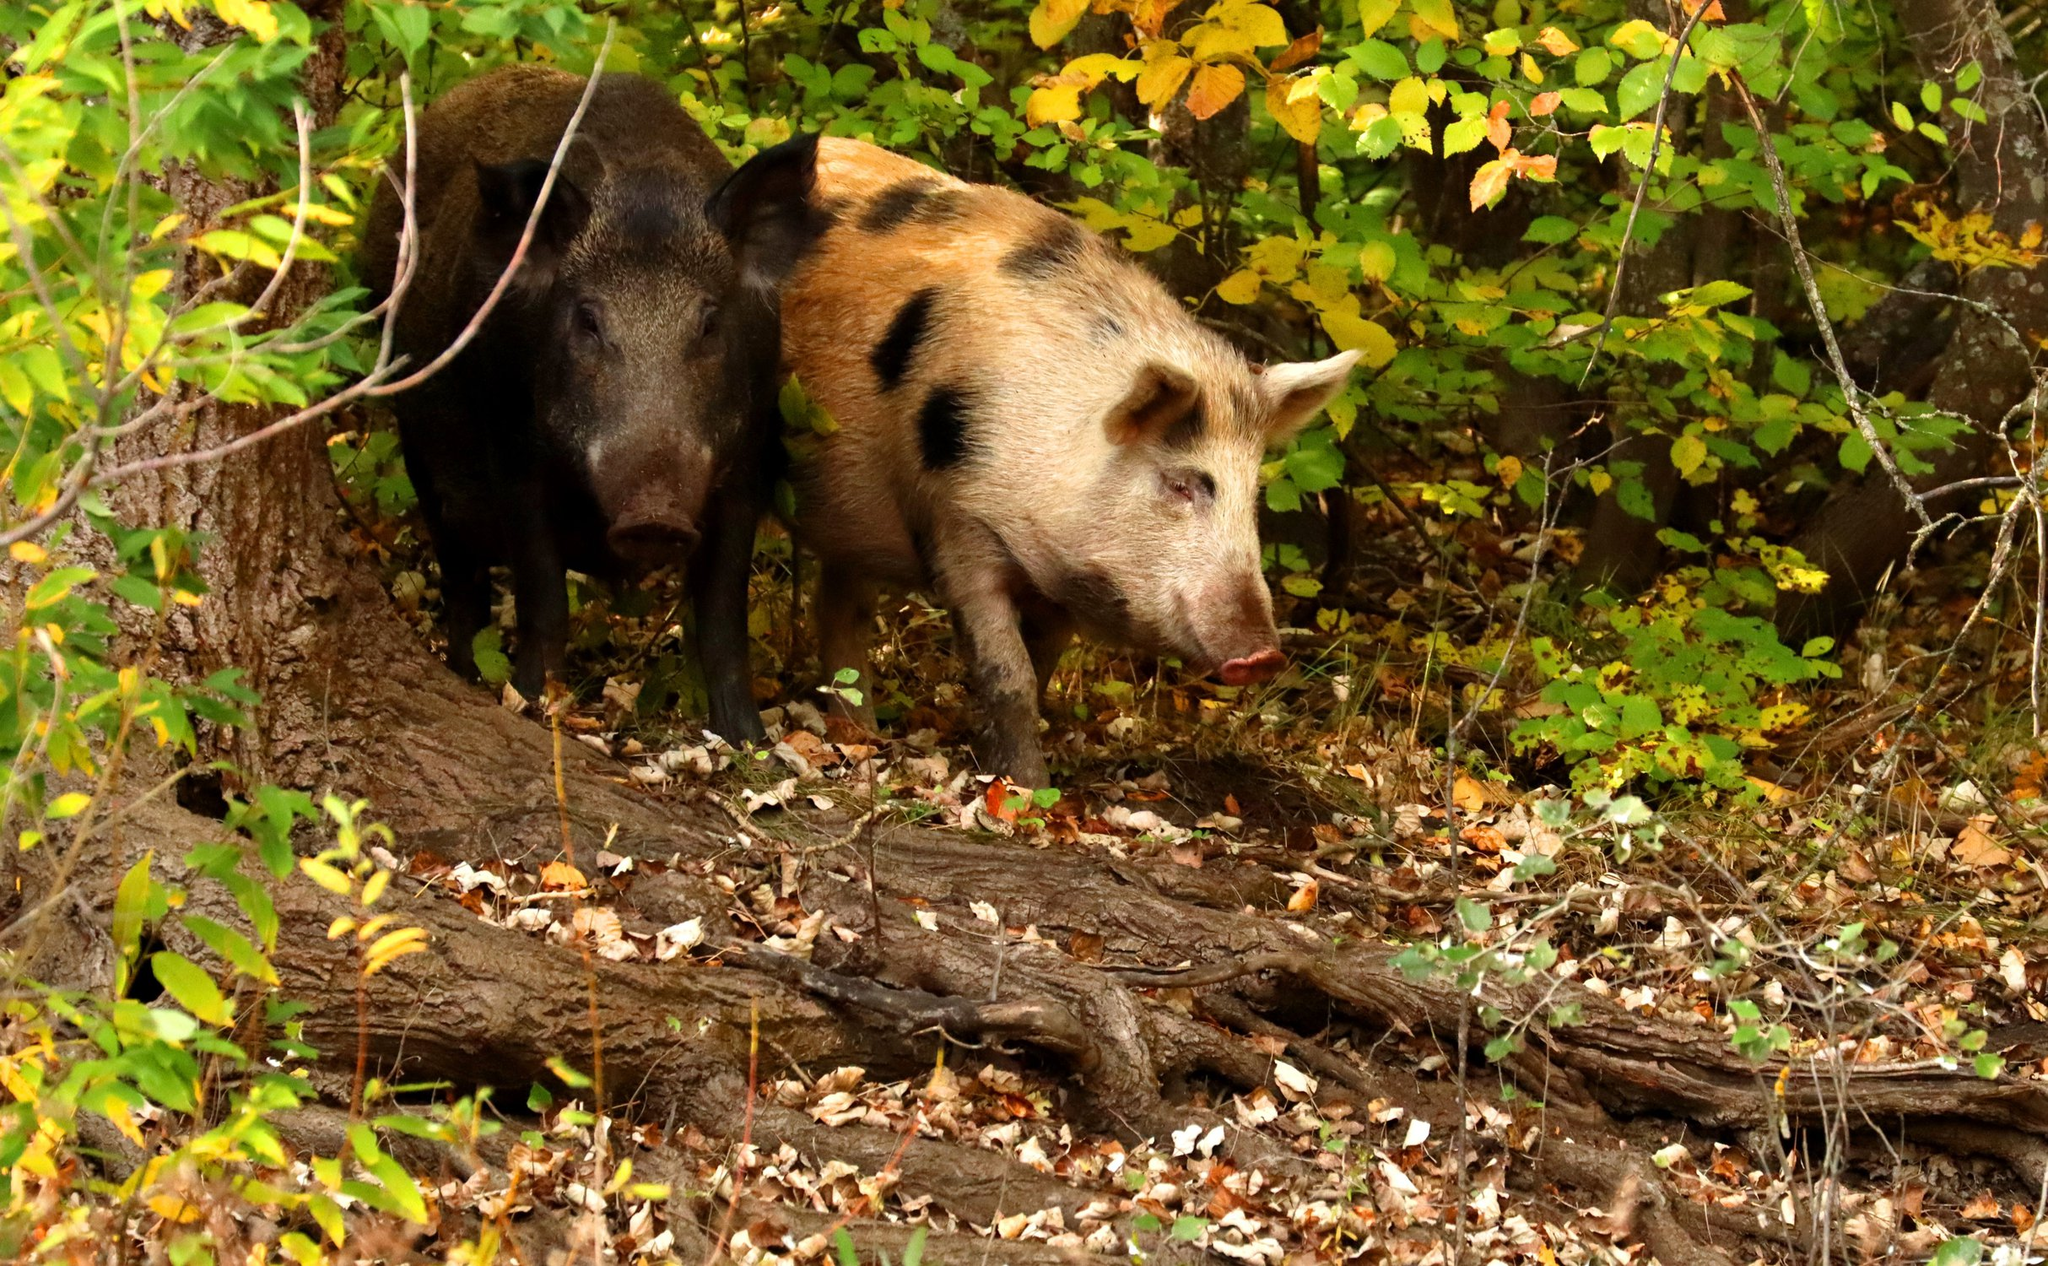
1218 649 1284 686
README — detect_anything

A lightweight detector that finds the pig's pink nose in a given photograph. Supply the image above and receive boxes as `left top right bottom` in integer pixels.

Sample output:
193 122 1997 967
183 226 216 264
1218 649 1284 686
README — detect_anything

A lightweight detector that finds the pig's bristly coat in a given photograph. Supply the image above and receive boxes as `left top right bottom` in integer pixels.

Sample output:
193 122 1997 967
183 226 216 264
781 137 1359 786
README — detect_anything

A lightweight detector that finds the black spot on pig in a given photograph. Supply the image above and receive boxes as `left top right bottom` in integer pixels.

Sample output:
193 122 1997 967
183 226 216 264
860 179 970 233
1000 217 1088 279
1056 566 1131 629
872 287 938 389
917 386 975 470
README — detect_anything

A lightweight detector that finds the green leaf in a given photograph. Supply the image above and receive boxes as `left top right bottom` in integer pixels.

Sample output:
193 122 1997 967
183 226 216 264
471 628 510 686
26 567 96 609
111 853 155 987
1956 61 1982 93
1523 216 1578 244
150 951 233 1026
1441 115 1487 155
1889 99 1913 131
1919 81 1942 114
1574 46 1612 86
1616 60 1665 120
1686 280 1752 308
1348 38 1408 80
902 1226 929 1266
181 915 279 985
1169 1216 1209 1242
1929 1238 1984 1266
833 1229 859 1266
45 792 91 820
1455 896 1489 933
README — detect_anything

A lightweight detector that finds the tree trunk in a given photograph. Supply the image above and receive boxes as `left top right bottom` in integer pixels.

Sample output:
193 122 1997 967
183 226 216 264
1776 0 2048 643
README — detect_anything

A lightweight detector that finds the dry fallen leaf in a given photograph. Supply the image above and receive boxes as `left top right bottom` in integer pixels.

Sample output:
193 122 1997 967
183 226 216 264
1452 774 1490 814
1287 877 1319 912
1962 1191 2002 1220
1953 816 2011 868
540 860 588 891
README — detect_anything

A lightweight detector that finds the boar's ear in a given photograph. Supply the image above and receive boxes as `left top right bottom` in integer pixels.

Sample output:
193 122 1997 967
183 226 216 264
1257 349 1361 446
1106 362 1200 447
473 158 590 277
705 131 825 290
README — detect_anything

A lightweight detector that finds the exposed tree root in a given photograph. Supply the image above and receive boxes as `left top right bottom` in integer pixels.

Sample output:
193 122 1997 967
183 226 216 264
84 657 2048 1265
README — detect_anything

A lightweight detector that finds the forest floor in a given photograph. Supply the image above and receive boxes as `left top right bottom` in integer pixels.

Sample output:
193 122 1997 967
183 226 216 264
296 448 2048 1266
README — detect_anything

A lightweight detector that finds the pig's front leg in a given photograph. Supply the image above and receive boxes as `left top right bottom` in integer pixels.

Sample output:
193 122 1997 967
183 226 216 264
815 559 878 732
932 529 1049 789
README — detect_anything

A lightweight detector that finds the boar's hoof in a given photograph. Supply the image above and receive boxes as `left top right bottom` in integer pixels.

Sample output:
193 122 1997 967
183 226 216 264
606 520 700 565
1218 649 1284 687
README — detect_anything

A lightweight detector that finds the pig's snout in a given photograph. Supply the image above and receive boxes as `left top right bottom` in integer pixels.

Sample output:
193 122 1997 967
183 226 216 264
606 495 700 564
1218 648 1284 686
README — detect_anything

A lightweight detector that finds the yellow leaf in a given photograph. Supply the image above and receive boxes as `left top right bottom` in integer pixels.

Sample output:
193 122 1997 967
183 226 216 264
1025 84 1083 125
1028 0 1087 49
1497 455 1523 488
1408 0 1459 41
211 0 278 41
1670 432 1707 477
9 541 46 564
327 916 356 940
1266 74 1324 143
1745 775 1793 805
1356 0 1398 37
1535 25 1580 55
301 858 353 895
1216 270 1263 304
45 792 90 820
1136 51 1196 108
1451 773 1489 813
1589 470 1613 496
1358 239 1396 281
1184 63 1246 120
1388 76 1429 117
1521 52 1543 84
147 1193 202 1223
1319 299 1397 368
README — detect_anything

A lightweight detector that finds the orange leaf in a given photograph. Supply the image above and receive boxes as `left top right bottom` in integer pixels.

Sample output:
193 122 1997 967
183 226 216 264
1533 25 1580 55
1468 158 1511 210
1185 63 1246 120
1529 91 1561 117
1287 878 1319 911
1683 0 1726 19
1514 151 1558 180
985 780 1023 821
1962 1191 2002 1220
1451 773 1491 813
540 860 588 891
1485 99 1512 151
1269 27 1322 72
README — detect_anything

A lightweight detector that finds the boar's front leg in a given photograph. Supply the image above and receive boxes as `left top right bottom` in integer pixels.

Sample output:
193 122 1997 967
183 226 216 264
438 534 494 682
931 529 1049 789
509 509 570 698
815 560 879 733
690 480 768 745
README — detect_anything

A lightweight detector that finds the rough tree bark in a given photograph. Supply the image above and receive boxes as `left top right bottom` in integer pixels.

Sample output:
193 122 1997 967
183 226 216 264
1775 0 2048 642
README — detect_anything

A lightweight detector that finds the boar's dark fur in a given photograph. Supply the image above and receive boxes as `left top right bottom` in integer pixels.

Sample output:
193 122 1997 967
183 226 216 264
361 65 823 742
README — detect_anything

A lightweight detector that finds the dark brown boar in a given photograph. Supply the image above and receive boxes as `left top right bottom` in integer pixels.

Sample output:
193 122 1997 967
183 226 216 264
361 65 822 742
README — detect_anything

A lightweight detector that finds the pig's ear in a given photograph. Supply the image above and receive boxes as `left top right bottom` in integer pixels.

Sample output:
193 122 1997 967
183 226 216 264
706 131 825 290
1258 349 1361 445
473 158 590 278
1105 362 1200 446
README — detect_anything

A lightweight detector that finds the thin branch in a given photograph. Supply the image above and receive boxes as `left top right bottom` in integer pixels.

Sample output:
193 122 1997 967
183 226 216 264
1729 72 1934 532
1579 0 1713 384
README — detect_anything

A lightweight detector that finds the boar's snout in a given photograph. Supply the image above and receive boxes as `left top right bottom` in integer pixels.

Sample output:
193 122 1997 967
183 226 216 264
1218 648 1284 686
606 510 700 564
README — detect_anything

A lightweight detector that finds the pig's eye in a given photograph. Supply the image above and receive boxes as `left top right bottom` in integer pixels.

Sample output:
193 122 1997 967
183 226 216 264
572 301 605 343
1162 468 1217 507
697 303 721 343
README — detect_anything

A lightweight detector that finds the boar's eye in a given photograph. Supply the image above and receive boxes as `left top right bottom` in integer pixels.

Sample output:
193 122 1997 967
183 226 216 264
697 302 721 344
572 300 605 344
1161 468 1217 507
